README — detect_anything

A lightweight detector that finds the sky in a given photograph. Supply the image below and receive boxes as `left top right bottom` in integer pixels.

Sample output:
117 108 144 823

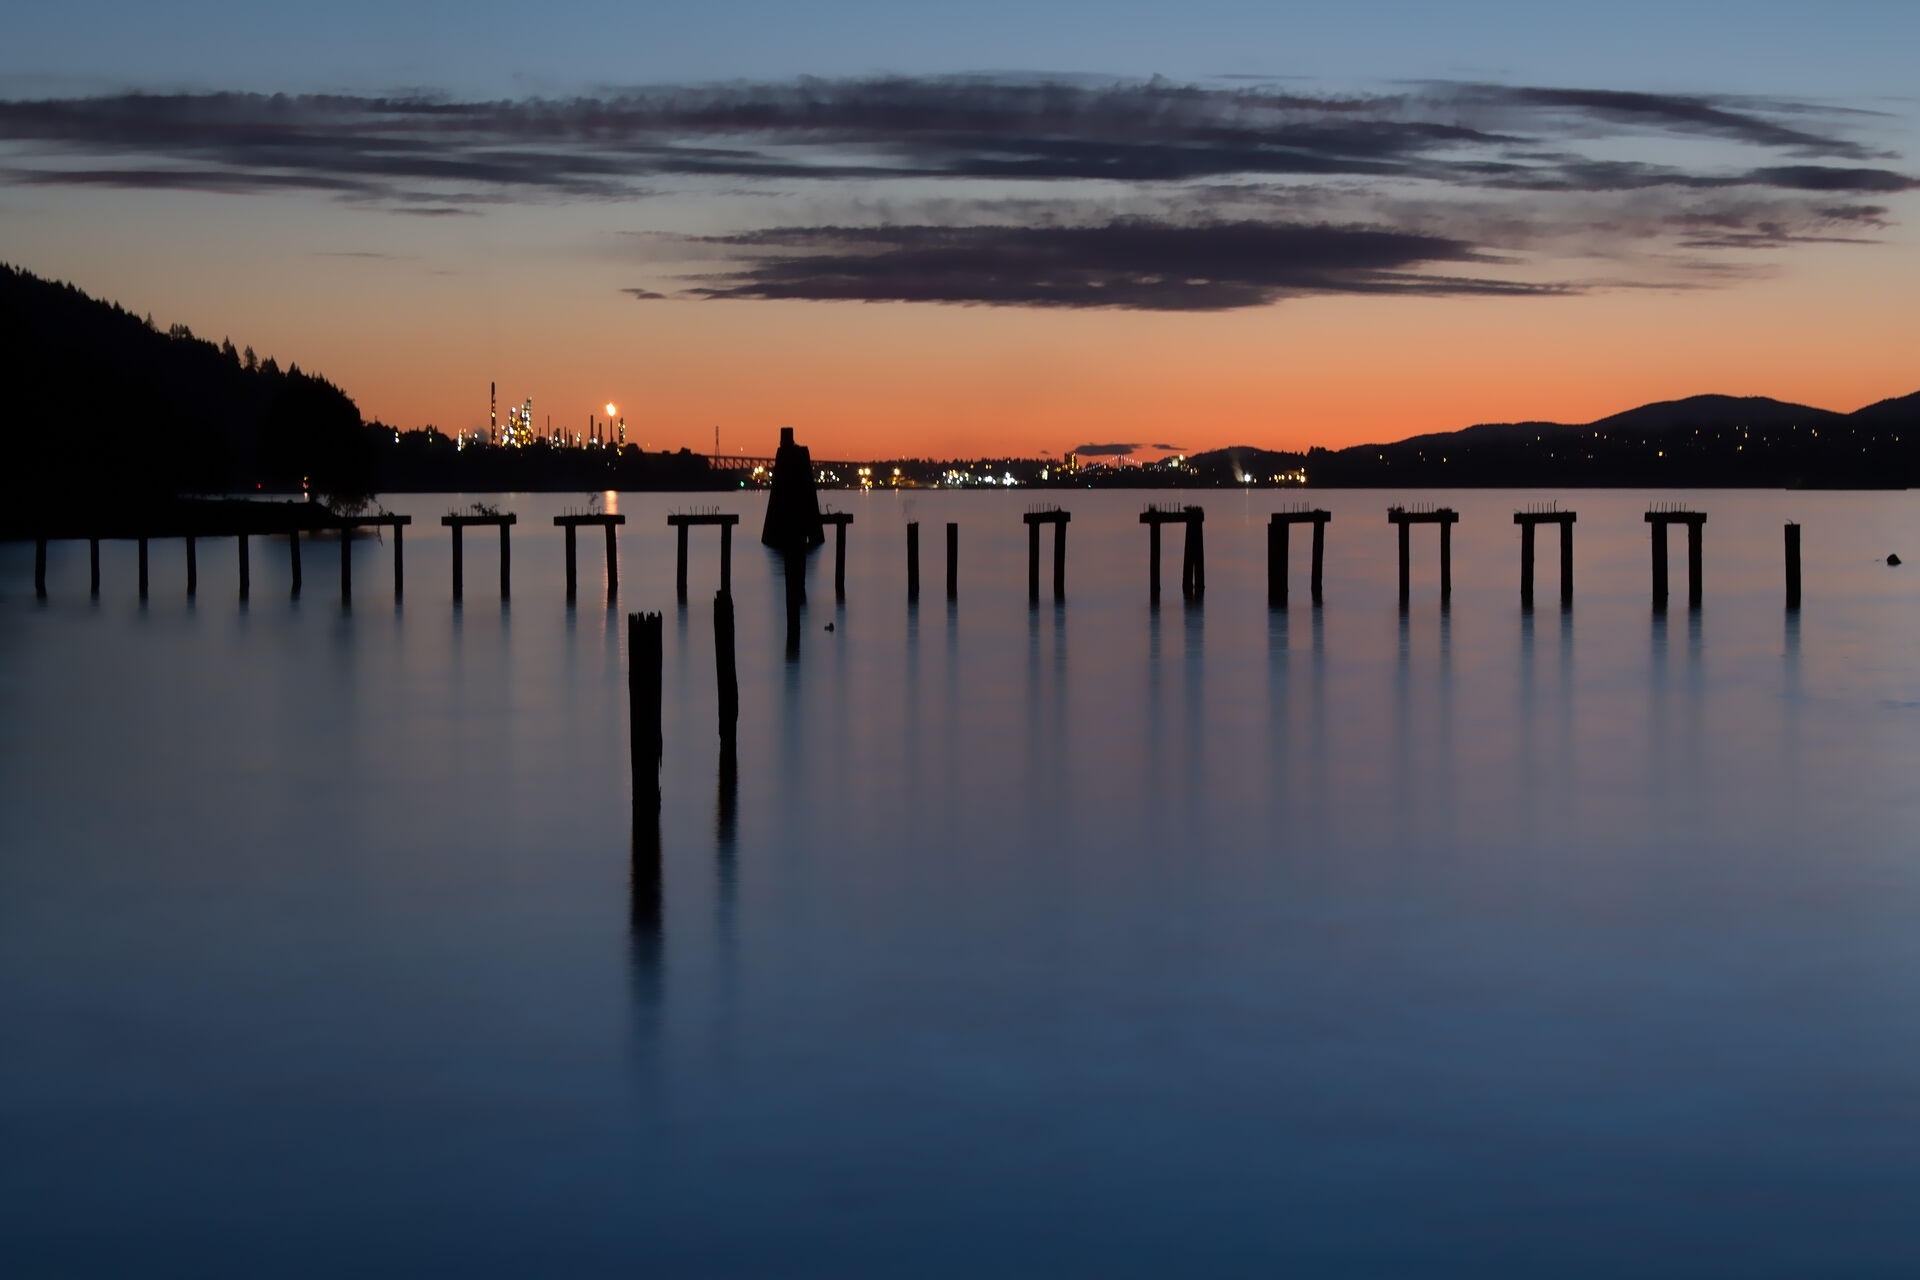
2 0 1916 460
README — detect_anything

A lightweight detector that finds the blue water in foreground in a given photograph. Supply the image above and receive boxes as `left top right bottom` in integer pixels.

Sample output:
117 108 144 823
5 488 1920 1277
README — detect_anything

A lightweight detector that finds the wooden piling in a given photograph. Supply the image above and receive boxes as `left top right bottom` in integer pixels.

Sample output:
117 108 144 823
393 525 403 601
1519 522 1536 609
1183 510 1203 600
1559 523 1573 606
186 536 197 598
714 590 738 745
676 523 690 603
1651 521 1669 610
564 524 578 600
946 521 958 600
717 522 730 596
1439 520 1452 605
450 526 463 602
832 519 846 600
1396 519 1410 607
138 538 149 600
1268 521 1284 607
90 539 100 597
237 533 249 601
34 538 46 598
1150 520 1164 604
1687 522 1702 609
1310 519 1325 606
498 524 510 602
1785 522 1801 610
1053 519 1067 601
628 611 663 813
1027 519 1041 604
606 522 619 600
907 521 921 602
340 524 351 604
290 529 301 599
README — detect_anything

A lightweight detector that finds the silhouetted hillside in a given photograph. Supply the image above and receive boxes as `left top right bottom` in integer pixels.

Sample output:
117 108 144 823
0 263 367 515
1308 392 1920 487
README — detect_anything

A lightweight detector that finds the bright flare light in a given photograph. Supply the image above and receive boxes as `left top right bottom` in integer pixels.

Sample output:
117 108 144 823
605 402 617 417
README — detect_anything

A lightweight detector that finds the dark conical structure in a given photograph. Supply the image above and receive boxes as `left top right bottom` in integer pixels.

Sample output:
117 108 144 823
760 427 826 552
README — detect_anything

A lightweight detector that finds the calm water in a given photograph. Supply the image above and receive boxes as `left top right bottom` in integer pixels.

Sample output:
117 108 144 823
5 489 1920 1277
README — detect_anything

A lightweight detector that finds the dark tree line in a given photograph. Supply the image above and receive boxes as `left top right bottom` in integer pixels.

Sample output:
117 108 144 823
1 263 370 518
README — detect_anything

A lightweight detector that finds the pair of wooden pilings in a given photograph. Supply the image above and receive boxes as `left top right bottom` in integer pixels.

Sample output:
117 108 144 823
629 591 739 812
1644 509 1705 610
1023 510 1069 603
441 513 514 602
903 521 960 603
1141 506 1206 603
557 513 625 603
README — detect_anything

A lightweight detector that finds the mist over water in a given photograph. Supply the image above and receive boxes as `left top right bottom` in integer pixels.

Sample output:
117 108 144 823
5 489 1920 1276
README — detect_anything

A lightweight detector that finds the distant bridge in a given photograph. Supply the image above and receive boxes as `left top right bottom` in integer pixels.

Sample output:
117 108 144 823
705 454 861 475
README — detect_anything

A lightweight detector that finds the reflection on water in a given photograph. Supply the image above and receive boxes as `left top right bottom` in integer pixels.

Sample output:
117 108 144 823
6 488 1920 1276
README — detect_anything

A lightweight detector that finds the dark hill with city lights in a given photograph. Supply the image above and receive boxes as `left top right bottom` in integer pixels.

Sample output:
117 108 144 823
4 263 1918 520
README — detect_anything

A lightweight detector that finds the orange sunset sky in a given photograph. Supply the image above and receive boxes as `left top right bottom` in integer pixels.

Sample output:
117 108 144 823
4 4 1917 459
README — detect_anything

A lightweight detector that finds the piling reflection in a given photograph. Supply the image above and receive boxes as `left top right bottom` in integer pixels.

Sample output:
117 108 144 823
630 814 663 1020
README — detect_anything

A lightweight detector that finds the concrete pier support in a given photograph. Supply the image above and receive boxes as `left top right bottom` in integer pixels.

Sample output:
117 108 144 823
946 522 958 600
907 521 921 602
667 512 741 605
1644 509 1706 610
1514 508 1576 608
1268 510 1333 608
237 533 249 601
1386 506 1460 608
1024 508 1070 603
821 512 852 600
1786 522 1801 610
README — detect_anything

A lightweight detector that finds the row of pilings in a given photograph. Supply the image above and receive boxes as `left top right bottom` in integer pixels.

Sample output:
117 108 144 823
28 503 1813 613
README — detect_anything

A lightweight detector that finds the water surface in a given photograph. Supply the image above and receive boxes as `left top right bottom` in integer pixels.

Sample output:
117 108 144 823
4 489 1920 1277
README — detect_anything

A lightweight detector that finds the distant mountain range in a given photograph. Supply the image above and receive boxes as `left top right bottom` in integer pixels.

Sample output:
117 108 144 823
1177 391 1920 488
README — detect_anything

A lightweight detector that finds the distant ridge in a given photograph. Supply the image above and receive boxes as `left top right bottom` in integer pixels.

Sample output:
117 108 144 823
1297 391 1920 488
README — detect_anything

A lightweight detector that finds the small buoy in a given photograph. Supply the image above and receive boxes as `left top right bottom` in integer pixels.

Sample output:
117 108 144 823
824 621 835 631
1889 554 1903 566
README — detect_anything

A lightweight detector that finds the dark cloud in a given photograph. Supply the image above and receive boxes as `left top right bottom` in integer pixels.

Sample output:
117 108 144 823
1745 165 1915 192
1 75 1905 308
1150 443 1184 451
1467 86 1874 158
1074 443 1140 456
621 286 666 300
0 77 1888 202
675 218 1570 310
